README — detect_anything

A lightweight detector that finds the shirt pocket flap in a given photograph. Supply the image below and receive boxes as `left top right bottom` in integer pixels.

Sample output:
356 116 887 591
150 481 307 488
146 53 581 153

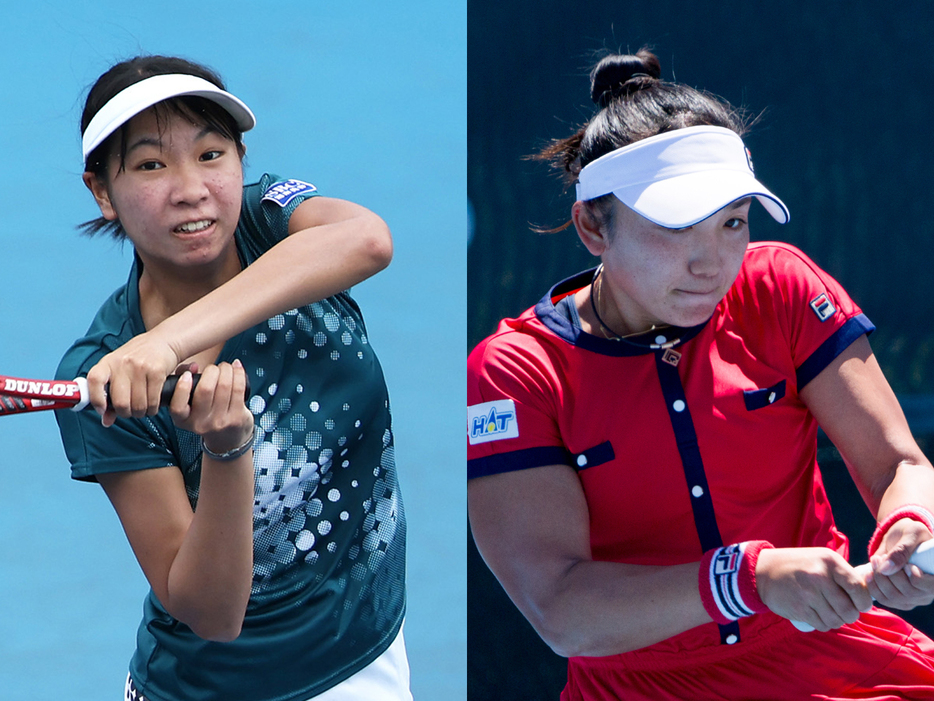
743 380 787 411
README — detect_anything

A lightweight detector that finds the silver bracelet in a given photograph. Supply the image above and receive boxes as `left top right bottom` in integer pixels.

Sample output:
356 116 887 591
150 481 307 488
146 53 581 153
201 433 254 462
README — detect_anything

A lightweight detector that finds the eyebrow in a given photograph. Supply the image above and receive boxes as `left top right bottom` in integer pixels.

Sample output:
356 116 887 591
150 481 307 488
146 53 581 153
125 136 162 156
125 126 221 157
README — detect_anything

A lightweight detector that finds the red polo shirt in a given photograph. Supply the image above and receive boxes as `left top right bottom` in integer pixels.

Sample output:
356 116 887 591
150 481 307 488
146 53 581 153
467 242 925 698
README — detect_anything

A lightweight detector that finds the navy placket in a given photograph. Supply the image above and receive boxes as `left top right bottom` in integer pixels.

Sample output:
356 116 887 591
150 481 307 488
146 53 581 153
654 348 741 645
533 271 745 643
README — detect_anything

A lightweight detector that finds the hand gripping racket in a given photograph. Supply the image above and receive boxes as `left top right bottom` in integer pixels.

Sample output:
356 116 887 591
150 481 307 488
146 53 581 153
792 539 934 632
0 373 250 416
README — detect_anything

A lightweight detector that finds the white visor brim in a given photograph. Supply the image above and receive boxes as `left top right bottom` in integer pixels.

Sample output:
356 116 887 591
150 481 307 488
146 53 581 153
82 73 256 162
575 125 789 228
615 168 789 229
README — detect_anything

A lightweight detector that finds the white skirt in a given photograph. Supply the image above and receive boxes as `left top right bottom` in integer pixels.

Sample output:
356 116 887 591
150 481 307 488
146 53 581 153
308 622 412 700
124 622 412 700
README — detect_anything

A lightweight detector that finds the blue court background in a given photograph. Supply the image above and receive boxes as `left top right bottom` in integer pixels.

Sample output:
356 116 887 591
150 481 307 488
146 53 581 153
0 3 465 699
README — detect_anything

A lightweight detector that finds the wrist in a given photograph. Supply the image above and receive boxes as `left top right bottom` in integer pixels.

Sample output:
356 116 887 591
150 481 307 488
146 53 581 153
699 541 774 625
868 505 934 557
202 431 255 462
141 321 185 366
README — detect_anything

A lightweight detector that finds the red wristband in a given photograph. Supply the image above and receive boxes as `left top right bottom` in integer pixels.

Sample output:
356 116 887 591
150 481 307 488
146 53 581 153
868 505 934 557
699 541 774 625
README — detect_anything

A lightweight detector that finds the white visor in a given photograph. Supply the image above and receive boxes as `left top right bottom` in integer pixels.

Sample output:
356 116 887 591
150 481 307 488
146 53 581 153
82 73 256 162
575 125 789 228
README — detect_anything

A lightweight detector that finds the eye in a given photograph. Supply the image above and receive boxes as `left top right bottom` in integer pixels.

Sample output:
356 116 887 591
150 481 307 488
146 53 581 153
138 160 164 171
200 150 224 162
724 217 746 230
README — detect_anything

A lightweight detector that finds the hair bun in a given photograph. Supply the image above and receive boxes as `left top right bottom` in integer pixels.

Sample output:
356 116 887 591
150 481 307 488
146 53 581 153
590 49 661 107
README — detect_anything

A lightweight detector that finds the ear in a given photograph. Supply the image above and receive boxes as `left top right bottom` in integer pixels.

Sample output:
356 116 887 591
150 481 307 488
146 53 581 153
82 172 118 221
572 201 609 257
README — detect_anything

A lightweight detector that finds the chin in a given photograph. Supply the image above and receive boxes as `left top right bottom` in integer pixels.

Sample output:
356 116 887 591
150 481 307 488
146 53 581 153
668 305 720 329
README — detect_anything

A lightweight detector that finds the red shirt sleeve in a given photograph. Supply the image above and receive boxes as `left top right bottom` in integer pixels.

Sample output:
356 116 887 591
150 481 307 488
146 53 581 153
738 243 873 390
467 313 571 478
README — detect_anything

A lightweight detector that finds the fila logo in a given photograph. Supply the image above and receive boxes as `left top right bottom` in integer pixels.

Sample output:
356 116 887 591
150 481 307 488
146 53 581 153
744 147 755 174
468 399 519 445
714 549 740 575
2 379 79 397
809 293 836 322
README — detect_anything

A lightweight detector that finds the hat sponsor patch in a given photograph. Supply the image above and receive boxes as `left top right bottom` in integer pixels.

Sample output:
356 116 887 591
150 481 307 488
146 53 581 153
262 179 317 207
468 399 519 445
809 293 836 322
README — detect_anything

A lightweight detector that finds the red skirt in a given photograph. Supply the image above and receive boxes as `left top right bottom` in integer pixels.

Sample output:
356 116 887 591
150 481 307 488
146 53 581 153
562 609 934 700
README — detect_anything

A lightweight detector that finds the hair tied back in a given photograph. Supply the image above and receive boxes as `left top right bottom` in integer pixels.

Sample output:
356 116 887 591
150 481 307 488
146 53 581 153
590 50 662 107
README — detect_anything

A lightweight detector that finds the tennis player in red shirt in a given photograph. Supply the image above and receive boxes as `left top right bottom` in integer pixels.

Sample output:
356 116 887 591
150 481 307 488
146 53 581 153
468 48 934 700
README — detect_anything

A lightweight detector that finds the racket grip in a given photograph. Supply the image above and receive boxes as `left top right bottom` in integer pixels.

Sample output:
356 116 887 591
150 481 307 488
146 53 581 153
102 373 252 409
906 538 934 573
159 374 195 407
791 539 934 632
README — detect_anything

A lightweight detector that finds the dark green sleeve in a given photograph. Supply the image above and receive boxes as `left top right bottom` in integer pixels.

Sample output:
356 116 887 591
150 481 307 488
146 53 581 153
55 404 178 482
54 308 179 483
235 173 321 264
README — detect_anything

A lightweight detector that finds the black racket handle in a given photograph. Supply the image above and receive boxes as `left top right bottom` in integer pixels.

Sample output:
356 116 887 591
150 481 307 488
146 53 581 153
105 373 252 409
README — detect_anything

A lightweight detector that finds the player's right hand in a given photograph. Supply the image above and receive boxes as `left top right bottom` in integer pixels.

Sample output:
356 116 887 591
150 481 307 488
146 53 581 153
755 547 873 632
86 330 182 426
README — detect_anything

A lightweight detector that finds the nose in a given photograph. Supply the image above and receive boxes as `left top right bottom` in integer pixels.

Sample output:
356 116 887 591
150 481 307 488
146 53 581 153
687 222 722 278
170 162 210 206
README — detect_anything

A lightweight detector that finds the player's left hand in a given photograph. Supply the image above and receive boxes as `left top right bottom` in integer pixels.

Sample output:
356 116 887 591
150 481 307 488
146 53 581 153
168 360 255 457
867 518 934 610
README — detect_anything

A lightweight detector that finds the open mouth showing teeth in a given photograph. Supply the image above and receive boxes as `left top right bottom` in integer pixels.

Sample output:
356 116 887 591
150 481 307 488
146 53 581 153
175 219 213 233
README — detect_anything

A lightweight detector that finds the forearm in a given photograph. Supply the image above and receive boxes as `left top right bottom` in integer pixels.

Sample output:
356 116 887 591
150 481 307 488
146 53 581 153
165 454 255 641
874 460 934 520
158 212 391 362
801 336 934 520
470 467 714 658
516 559 710 657
860 461 934 610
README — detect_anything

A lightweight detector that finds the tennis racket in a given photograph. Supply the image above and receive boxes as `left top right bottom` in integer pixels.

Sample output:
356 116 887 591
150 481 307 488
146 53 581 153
0 373 250 416
792 538 934 631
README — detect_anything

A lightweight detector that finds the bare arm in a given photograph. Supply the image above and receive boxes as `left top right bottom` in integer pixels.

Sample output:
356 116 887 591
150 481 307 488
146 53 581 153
157 196 392 363
468 464 712 657
99 362 256 642
88 196 392 420
470 460 877 652
799 334 934 610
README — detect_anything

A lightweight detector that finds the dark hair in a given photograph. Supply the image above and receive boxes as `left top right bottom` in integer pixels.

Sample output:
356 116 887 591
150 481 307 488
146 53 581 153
534 48 749 233
80 55 247 239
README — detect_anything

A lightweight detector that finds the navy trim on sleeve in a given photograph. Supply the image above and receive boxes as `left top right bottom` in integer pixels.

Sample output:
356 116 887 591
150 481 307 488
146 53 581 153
795 314 875 389
467 446 571 479
572 441 615 471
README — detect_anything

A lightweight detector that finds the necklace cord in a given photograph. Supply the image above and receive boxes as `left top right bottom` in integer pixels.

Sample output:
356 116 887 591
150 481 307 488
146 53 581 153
589 265 625 339
588 264 671 341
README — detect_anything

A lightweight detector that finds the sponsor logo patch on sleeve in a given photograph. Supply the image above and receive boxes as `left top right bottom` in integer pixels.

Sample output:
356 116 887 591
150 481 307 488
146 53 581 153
468 399 519 445
261 179 318 207
809 292 836 322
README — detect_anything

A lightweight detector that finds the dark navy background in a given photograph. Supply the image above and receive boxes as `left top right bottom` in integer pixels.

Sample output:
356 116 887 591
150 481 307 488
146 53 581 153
468 3 934 698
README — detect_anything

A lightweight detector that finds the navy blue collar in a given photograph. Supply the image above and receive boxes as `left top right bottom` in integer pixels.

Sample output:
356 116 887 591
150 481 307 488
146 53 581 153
534 268 710 357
